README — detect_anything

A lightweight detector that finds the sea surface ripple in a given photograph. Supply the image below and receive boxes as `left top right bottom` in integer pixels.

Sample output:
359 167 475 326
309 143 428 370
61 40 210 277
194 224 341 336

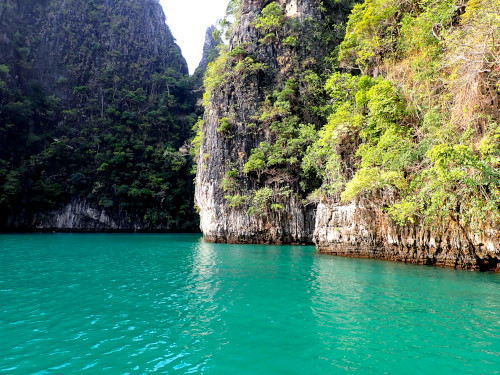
0 234 499 374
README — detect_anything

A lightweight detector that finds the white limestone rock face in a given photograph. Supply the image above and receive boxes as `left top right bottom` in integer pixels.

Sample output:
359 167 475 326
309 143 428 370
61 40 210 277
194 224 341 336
194 0 322 244
7 199 171 232
194 0 500 271
314 193 500 272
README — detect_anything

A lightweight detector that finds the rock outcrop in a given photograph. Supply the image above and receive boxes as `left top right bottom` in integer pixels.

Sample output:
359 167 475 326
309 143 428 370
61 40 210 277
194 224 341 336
194 0 500 271
8 199 174 232
197 189 316 244
198 25 219 72
192 25 220 98
314 194 500 271
195 0 333 244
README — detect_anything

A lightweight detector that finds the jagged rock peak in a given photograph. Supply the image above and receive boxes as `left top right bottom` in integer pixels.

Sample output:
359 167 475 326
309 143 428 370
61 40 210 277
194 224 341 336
239 0 320 16
197 25 219 71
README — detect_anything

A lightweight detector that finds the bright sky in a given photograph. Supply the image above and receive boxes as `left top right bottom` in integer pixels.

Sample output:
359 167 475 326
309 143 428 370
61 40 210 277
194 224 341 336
159 0 229 74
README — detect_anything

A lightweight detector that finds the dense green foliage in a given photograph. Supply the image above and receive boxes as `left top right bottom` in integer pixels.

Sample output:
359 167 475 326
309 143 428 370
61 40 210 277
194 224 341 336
199 0 356 216
306 0 500 231
0 0 198 229
199 0 500 234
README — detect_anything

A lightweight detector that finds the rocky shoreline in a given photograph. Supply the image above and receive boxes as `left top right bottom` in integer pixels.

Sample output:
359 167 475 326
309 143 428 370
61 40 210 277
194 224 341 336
313 194 500 272
2 199 199 233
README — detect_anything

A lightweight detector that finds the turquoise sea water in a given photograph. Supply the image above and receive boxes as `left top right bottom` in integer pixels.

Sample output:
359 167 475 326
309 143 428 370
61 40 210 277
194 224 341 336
0 234 499 374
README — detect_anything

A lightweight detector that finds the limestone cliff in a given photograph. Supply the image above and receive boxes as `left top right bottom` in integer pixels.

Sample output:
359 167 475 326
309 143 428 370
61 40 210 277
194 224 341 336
192 25 220 106
309 0 500 271
314 194 500 272
195 0 500 271
195 0 350 243
0 0 198 231
197 26 220 74
9 199 177 232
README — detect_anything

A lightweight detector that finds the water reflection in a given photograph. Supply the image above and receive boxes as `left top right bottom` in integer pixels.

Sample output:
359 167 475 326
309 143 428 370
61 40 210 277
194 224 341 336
310 255 500 374
1 234 499 375
185 241 324 374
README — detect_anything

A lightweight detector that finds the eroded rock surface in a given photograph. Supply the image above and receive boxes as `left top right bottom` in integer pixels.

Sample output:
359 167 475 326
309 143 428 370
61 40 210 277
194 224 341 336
195 0 324 244
314 194 500 271
9 199 172 232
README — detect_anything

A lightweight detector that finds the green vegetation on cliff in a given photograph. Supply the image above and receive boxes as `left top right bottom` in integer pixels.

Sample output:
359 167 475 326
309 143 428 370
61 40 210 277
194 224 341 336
198 0 500 235
198 0 355 217
0 0 199 229
306 0 500 232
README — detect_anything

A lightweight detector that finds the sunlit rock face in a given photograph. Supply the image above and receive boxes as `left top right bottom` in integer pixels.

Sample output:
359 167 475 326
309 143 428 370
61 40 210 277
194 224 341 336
195 0 323 244
314 193 500 272
198 25 219 71
194 0 500 270
31 199 171 232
